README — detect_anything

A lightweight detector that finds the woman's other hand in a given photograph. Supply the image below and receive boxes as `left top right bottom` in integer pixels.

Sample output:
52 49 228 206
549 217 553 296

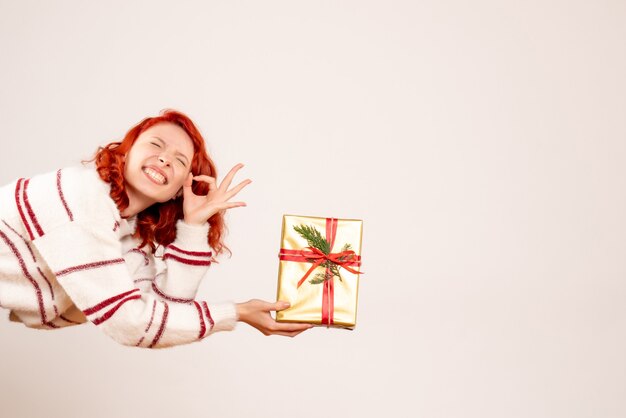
182 163 251 226
236 299 313 337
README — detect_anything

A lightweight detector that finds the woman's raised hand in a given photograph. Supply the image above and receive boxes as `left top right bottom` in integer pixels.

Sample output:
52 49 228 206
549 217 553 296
236 299 313 337
182 163 251 226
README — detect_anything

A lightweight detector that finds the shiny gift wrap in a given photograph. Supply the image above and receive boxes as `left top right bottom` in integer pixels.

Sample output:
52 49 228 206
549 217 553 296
276 215 363 329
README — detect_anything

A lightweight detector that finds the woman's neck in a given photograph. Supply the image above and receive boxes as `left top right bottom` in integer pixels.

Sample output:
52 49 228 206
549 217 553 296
120 190 153 218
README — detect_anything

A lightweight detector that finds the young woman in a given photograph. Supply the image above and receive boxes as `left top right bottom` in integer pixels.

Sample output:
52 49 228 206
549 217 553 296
0 109 311 348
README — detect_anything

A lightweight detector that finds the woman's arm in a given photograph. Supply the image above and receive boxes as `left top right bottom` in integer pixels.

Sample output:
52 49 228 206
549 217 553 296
32 220 236 348
125 220 214 303
123 227 313 339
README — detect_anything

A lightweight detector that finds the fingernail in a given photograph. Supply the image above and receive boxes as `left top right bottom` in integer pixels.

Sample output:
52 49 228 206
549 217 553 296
280 302 290 308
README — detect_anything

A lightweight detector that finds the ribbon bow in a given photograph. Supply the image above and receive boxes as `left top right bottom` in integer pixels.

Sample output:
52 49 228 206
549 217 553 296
295 247 362 287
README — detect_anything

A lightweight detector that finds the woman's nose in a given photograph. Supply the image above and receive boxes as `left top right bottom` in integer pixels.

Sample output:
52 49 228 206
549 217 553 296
158 154 171 166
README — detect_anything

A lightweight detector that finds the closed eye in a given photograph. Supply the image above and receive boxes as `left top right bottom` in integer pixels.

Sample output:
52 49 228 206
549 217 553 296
150 142 161 147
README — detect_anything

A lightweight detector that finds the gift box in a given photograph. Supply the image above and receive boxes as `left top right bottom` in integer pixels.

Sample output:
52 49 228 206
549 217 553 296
276 214 363 329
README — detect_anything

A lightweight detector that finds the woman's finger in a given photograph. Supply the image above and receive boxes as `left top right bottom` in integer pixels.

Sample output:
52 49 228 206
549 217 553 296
271 301 291 311
193 175 218 192
192 175 215 181
271 330 308 337
181 173 194 198
218 163 244 192
224 179 252 201
213 201 247 211
272 322 313 333
183 172 193 188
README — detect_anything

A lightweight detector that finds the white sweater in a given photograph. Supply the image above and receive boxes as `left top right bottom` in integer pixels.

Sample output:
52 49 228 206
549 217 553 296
0 164 237 348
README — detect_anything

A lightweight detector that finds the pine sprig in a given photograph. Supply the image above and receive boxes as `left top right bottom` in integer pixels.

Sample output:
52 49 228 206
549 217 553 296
293 224 331 254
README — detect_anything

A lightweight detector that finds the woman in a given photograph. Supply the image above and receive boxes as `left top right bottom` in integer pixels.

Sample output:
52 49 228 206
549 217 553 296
0 109 311 348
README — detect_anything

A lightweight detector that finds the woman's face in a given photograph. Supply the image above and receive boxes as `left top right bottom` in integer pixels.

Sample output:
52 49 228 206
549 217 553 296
123 122 195 207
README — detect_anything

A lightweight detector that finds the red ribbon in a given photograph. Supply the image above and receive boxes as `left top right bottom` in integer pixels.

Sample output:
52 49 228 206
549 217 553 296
278 218 363 325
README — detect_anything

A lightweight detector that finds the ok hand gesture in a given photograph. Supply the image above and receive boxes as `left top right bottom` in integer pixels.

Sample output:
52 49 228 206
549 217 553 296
182 163 251 226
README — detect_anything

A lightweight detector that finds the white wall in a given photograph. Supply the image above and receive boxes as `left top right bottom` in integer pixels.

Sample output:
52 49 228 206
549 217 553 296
1 1 625 417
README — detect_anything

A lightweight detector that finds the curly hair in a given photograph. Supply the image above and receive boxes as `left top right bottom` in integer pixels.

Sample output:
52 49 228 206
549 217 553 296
86 109 229 256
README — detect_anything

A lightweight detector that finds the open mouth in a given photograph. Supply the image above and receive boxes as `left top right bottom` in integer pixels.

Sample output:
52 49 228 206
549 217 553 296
142 167 168 185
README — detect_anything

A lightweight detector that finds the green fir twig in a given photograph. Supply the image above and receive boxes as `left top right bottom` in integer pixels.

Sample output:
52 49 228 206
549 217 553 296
293 224 331 254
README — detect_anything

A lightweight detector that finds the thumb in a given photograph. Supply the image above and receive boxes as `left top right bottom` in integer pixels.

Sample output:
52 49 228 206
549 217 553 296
182 173 193 194
273 300 291 311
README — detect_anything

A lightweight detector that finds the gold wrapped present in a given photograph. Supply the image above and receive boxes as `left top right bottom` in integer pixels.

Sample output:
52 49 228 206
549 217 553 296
276 214 363 329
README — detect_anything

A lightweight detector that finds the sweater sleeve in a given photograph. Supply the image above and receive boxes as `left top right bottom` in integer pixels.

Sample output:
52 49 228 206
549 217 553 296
31 220 238 349
125 220 216 303
156 220 217 302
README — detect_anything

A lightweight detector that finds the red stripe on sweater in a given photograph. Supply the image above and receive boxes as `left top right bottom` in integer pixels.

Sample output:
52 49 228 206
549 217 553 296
167 245 212 257
135 299 158 347
1 220 36 262
148 302 169 348
22 179 44 237
83 288 140 316
92 294 141 325
0 230 47 324
194 301 206 339
56 169 74 221
55 258 125 277
127 248 150 265
14 179 35 241
163 253 211 266
145 299 157 332
202 301 215 330
36 266 55 301
151 282 193 304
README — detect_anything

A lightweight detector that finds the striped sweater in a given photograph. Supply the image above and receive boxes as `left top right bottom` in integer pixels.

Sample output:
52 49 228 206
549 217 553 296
0 164 237 348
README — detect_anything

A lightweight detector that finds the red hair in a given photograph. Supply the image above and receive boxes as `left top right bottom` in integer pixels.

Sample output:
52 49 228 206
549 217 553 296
86 109 229 256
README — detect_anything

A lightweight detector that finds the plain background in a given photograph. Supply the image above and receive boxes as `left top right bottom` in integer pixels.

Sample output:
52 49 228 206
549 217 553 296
1 1 625 417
